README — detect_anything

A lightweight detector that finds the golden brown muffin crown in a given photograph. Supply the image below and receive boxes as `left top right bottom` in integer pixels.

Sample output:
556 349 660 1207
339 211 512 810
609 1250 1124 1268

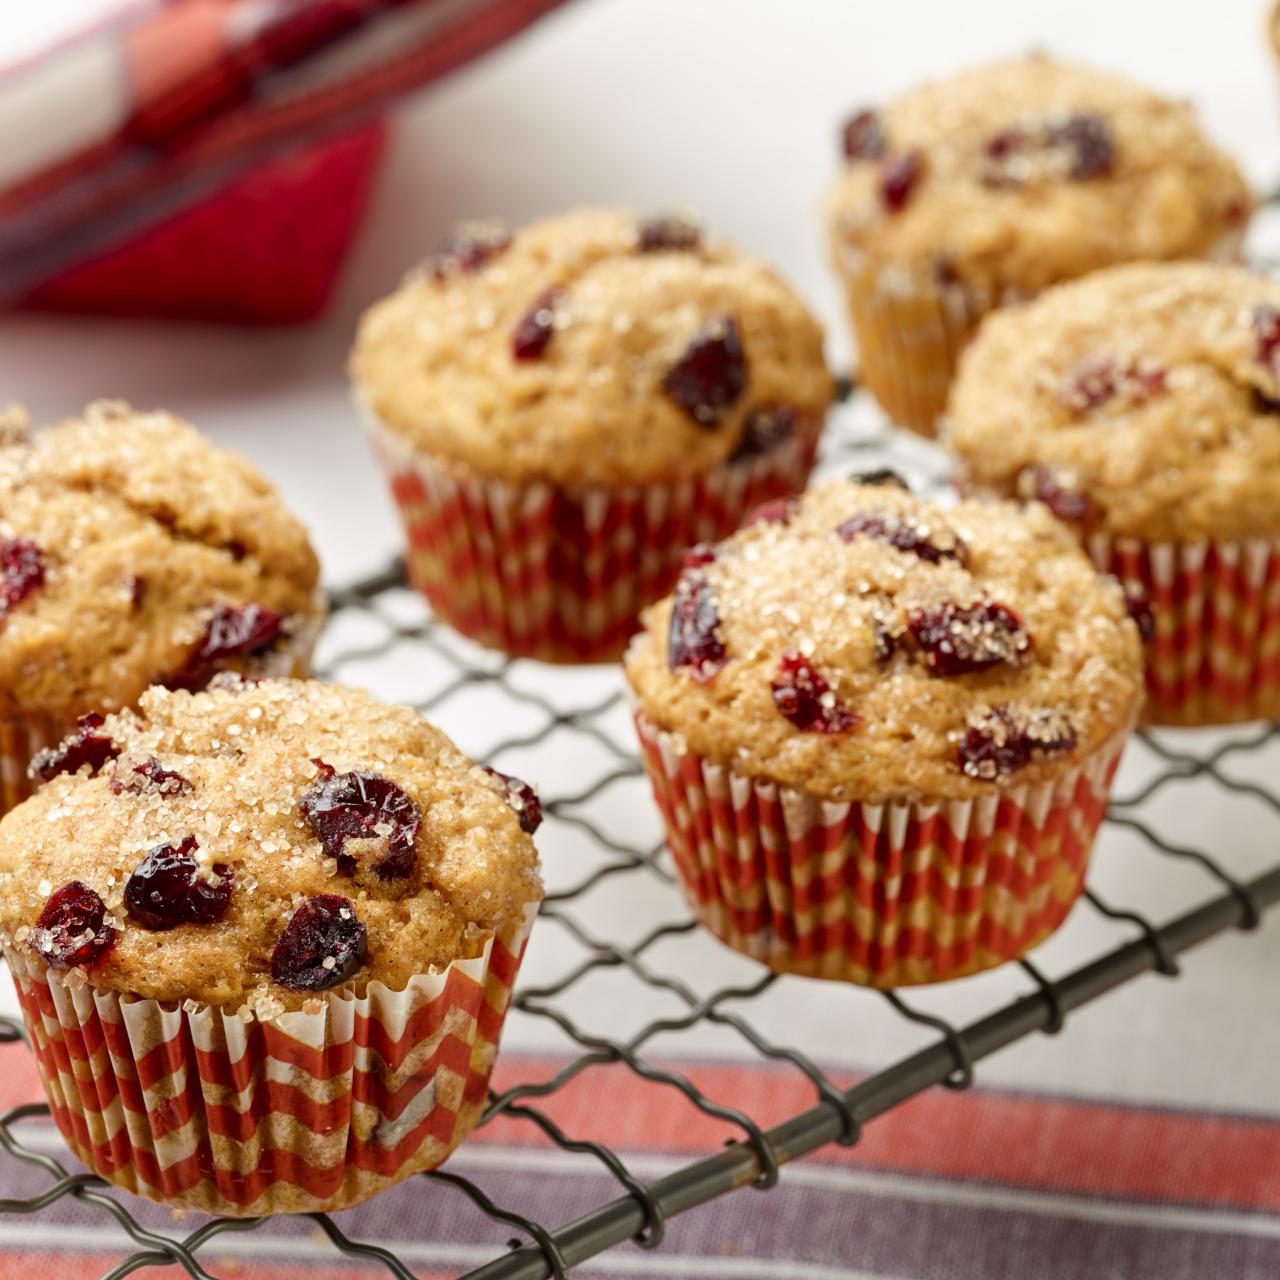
0 401 322 723
626 479 1144 803
350 208 833 487
948 261 1280 543
0 679 543 1015
826 57 1250 294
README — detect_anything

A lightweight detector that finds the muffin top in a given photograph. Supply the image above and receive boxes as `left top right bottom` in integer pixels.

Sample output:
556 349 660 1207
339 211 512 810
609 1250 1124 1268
626 479 1144 804
948 262 1280 543
350 208 833 487
0 401 321 724
0 678 543 1016
825 57 1250 294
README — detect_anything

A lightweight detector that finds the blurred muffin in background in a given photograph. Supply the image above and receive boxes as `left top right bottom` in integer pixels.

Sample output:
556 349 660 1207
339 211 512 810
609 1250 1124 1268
351 207 834 664
0 401 323 814
948 260 1280 726
825 56 1251 435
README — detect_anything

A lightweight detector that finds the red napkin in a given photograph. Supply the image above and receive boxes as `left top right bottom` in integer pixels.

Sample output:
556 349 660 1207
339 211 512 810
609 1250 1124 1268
0 0 571 323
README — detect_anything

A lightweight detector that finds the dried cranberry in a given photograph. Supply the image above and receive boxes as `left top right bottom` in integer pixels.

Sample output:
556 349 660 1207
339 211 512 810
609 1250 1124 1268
30 881 116 969
1253 306 1280 373
165 603 284 692
771 653 858 734
1018 464 1094 524
850 468 909 490
637 215 701 252
841 108 887 161
729 406 797 462
512 287 561 361
982 113 1113 187
427 226 511 280
0 537 44 618
271 895 367 992
1057 357 1164 416
742 497 796 529
663 316 748 427
111 757 192 797
681 543 718 570
958 705 1076 780
1051 113 1113 180
30 713 120 783
1123 584 1156 643
482 766 542 834
879 150 924 213
907 600 1033 676
667 569 727 681
1058 358 1119 412
836 511 969 566
124 837 232 931
300 767 422 881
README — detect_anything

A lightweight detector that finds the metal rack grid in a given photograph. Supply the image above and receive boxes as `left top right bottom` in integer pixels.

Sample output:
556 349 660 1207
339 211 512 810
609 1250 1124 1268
0 393 1277 1280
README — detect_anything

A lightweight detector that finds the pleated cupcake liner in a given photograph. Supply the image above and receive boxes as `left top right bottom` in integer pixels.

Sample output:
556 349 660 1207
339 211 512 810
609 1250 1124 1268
363 410 822 664
831 230 1246 438
1088 532 1280 726
631 709 1127 988
0 599 325 820
5 900 537 1216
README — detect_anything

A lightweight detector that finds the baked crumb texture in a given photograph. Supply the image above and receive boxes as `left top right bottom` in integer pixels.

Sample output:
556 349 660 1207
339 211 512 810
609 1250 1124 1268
0 679 542 1214
950 261 1280 725
353 208 834 662
626 480 1142 986
824 57 1251 433
0 401 324 814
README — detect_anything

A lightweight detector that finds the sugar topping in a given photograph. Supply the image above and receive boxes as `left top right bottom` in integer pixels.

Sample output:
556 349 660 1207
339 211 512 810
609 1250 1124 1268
825 57 1250 294
350 208 833 487
626 480 1144 803
948 261 1280 543
0 679 542 1014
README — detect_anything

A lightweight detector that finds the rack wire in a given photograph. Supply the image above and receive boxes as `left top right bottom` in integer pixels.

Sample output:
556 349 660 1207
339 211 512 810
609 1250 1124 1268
0 389 1277 1280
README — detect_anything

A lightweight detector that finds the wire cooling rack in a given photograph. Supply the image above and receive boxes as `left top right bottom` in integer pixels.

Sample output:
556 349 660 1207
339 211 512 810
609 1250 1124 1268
0 389 1277 1280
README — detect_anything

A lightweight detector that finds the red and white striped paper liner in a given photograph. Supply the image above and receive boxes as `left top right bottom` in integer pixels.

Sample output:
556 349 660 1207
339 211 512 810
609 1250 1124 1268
633 710 1127 988
0 602 325 821
1088 532 1280 726
5 900 536 1216
364 413 822 664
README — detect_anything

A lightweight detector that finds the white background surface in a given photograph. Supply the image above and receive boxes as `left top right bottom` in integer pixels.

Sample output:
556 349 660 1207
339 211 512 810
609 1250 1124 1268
0 0 1276 1119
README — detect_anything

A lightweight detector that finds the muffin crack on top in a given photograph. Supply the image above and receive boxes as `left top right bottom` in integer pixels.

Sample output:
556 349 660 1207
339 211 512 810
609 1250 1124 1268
350 207 834 488
0 678 544 1017
626 480 1145 803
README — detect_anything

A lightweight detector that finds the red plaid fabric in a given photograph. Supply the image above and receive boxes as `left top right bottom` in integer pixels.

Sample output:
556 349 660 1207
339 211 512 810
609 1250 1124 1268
0 0 573 311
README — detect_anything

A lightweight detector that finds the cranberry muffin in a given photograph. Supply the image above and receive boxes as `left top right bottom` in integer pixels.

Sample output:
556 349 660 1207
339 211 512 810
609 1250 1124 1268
625 478 1144 986
949 260 1280 726
825 56 1251 434
0 400 323 814
350 208 834 662
0 677 542 1214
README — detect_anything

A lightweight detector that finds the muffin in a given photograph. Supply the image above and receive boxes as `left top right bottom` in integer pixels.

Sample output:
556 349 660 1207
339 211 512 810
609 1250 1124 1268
350 208 834 663
825 56 1251 435
0 400 323 814
625 479 1144 987
0 677 542 1215
949 261 1280 726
